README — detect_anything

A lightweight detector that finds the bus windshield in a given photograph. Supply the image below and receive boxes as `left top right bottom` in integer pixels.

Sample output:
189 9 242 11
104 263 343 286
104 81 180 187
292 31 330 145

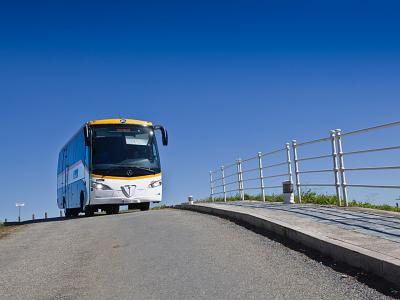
91 124 161 177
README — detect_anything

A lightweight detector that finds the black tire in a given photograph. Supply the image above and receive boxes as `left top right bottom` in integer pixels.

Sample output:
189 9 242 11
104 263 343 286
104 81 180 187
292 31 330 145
65 208 72 218
63 198 70 217
85 210 94 217
139 203 150 211
105 206 119 215
128 204 136 210
80 191 85 212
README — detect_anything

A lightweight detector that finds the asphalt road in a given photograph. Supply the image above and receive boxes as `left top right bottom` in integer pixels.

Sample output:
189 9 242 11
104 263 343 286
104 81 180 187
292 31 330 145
0 209 389 299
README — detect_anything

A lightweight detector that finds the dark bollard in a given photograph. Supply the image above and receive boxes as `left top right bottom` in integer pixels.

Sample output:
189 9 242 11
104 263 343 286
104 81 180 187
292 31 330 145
283 181 295 204
32 214 35 220
45 212 48 219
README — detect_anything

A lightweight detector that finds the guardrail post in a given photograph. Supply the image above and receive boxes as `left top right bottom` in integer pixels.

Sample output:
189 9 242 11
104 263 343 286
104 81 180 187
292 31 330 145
285 143 293 184
335 129 348 206
209 171 214 201
221 166 227 202
236 159 245 201
330 130 342 206
292 140 302 203
257 152 266 202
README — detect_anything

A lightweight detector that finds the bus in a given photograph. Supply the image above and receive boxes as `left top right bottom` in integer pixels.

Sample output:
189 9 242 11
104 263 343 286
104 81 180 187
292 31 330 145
57 118 168 217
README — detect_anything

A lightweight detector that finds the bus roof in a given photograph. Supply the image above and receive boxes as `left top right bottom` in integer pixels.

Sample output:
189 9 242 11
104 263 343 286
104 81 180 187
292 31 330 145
88 118 153 126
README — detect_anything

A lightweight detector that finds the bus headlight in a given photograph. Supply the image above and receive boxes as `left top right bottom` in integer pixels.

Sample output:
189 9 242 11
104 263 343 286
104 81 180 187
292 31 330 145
148 180 162 188
92 182 112 190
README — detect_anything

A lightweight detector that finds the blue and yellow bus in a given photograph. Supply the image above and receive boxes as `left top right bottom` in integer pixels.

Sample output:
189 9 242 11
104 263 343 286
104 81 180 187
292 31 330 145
57 118 168 217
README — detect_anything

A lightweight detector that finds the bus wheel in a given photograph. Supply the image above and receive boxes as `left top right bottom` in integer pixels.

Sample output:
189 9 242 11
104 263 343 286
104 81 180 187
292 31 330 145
80 192 85 212
85 210 94 217
139 203 150 211
106 206 119 215
65 209 72 218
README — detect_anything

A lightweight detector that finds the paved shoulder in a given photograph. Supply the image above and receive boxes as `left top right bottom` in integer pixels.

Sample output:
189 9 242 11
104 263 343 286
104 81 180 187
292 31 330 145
0 210 388 299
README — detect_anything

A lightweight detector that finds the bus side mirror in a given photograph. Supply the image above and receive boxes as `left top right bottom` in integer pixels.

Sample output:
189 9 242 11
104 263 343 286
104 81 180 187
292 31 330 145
154 125 168 146
84 124 92 145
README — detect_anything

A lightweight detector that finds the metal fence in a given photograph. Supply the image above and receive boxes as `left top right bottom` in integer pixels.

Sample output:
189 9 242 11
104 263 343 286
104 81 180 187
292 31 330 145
209 120 400 206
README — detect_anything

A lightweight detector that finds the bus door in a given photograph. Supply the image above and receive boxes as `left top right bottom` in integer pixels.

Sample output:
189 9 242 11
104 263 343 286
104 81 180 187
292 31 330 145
63 148 68 206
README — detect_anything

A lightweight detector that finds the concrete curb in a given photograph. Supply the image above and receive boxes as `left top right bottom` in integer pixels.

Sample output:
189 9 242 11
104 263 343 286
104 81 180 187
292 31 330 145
176 203 400 287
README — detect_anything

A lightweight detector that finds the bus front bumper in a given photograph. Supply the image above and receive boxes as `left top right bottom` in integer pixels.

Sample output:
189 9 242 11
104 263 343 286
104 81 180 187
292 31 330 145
89 189 161 205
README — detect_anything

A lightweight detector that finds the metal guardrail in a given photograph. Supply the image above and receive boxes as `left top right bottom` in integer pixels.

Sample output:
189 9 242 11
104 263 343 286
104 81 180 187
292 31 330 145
210 144 293 202
209 121 400 207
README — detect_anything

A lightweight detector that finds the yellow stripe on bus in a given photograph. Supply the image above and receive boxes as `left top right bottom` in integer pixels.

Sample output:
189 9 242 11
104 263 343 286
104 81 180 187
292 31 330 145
91 173 161 180
88 119 153 126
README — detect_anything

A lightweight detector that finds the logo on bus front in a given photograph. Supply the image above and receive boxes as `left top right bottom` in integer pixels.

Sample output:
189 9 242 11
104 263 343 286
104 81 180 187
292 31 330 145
121 185 136 198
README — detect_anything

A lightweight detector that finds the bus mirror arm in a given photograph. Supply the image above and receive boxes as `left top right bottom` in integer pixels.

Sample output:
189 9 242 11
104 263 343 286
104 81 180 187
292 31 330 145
84 124 92 146
154 125 168 146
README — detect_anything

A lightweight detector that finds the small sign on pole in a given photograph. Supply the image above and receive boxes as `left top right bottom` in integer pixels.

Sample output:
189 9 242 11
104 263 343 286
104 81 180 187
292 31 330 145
15 203 25 223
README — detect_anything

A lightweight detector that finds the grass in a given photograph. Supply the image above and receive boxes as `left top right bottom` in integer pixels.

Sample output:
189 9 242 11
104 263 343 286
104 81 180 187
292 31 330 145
151 204 172 210
197 190 400 213
0 223 18 240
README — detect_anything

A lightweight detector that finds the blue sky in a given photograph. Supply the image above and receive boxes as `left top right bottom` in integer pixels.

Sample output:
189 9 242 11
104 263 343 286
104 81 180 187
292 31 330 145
1 1 400 220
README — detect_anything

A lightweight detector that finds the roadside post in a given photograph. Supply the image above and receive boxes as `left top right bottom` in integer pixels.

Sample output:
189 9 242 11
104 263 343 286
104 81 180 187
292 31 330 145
188 195 194 205
283 181 295 204
15 202 25 223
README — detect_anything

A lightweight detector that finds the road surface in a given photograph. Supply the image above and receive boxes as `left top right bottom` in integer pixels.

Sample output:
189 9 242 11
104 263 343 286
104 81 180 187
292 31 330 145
0 209 389 299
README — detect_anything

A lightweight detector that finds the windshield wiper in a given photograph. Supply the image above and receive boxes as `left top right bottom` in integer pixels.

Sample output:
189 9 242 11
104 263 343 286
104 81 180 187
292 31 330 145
115 164 157 174
92 164 157 175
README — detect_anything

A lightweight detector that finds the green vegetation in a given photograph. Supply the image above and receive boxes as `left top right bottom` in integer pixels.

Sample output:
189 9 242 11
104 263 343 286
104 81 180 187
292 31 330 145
197 190 400 213
0 223 17 239
151 205 171 210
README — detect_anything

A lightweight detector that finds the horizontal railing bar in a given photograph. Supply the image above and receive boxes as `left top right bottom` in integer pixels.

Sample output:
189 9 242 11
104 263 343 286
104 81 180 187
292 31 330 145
298 169 332 174
345 166 400 171
214 180 239 188
297 154 332 162
343 145 400 156
296 136 330 147
225 181 238 186
211 191 224 195
225 189 240 193
341 120 400 137
224 173 237 179
224 163 237 169
261 147 286 157
263 173 289 179
241 155 259 163
346 184 400 189
300 183 336 187
212 177 223 182
242 167 261 174
263 161 287 169
242 177 260 183
212 162 237 173
263 185 282 189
